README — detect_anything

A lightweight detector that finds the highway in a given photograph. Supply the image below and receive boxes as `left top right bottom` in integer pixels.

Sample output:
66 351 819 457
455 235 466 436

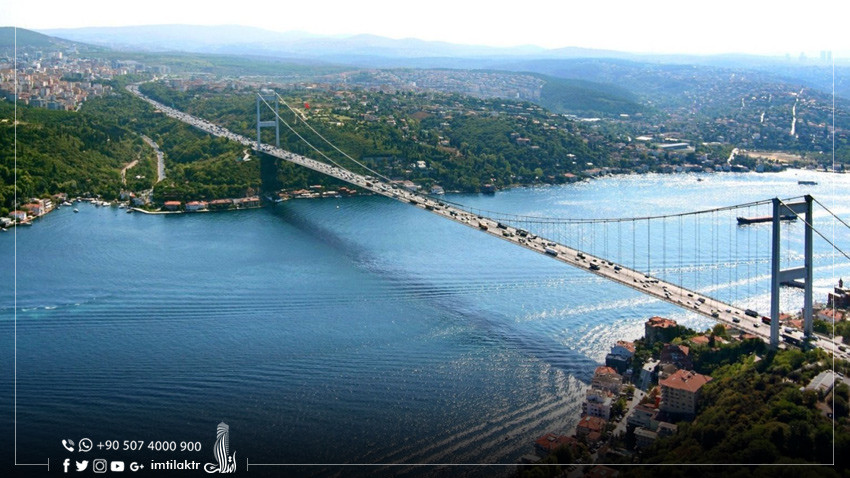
127 83 847 358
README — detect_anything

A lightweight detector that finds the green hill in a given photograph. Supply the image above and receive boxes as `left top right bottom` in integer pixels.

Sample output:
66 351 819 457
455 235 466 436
536 75 644 117
0 27 65 49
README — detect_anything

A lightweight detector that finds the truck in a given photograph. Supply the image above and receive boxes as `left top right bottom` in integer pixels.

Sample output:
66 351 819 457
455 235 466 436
544 247 558 256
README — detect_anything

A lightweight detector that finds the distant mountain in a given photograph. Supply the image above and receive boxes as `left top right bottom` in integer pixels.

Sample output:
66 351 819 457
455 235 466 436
26 24 850 100
42 24 319 53
40 24 559 59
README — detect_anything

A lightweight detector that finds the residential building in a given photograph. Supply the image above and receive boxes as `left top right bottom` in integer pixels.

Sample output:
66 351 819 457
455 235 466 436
591 366 623 395
533 433 578 456
626 403 657 430
209 199 233 210
638 359 659 391
817 308 846 323
576 415 606 444
660 343 693 370
605 340 635 373
185 201 208 212
163 201 182 211
583 388 614 420
645 316 678 344
634 427 658 448
659 369 712 417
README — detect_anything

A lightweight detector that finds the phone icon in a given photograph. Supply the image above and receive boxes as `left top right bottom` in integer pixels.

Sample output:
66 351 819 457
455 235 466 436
62 439 75 452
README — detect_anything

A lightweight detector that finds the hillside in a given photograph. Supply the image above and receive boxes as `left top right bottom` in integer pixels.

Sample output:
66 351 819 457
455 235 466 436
0 99 155 214
537 75 644 117
0 27 60 49
0 26 99 52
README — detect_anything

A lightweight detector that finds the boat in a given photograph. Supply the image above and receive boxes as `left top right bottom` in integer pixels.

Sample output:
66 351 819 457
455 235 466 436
736 215 796 225
798 180 817 185
73 208 79 213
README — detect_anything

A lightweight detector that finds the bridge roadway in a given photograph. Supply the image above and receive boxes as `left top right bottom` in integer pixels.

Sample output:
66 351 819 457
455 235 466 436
128 84 844 355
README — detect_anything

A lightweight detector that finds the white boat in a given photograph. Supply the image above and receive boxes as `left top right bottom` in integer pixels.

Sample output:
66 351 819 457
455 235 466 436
73 208 79 213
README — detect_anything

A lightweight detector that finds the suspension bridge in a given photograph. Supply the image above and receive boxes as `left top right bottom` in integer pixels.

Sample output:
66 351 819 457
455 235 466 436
127 83 850 354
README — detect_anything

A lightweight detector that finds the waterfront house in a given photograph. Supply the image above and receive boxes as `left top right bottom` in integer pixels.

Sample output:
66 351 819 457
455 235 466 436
605 340 635 374
23 202 43 217
209 199 233 210
240 196 261 208
185 201 208 212
163 201 182 211
591 366 623 395
9 210 27 222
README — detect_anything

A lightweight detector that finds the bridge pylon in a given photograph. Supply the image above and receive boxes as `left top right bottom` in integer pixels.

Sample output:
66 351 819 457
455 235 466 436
256 90 280 148
770 195 814 348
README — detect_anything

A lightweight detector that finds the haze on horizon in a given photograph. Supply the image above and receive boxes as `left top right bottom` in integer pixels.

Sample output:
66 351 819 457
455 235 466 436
0 0 844 58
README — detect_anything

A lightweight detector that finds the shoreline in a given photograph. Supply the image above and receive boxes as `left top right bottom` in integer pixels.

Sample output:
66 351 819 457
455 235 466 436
6 167 837 227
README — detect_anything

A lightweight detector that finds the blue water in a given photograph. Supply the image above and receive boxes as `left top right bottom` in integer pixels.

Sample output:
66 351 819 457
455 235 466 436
2 170 849 475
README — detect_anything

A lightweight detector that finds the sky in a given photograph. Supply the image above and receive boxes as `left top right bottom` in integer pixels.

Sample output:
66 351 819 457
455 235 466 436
0 0 844 57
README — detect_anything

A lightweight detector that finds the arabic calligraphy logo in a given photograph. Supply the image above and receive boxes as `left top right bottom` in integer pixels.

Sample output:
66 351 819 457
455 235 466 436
204 422 237 473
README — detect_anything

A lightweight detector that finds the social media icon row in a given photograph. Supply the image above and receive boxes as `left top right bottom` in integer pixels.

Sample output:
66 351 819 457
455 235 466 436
61 438 93 453
64 458 124 473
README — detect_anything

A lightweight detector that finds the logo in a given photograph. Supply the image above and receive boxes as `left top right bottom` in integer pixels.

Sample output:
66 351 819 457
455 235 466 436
204 422 236 473
62 439 75 452
92 458 107 473
78 438 93 453
63 459 70 473
76 460 89 472
111 461 125 472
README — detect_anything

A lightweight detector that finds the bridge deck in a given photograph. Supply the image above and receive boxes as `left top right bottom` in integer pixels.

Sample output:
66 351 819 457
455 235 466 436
127 84 785 345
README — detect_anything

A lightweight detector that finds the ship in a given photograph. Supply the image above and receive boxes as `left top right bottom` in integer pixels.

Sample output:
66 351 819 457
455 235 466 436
736 215 797 225
798 180 818 185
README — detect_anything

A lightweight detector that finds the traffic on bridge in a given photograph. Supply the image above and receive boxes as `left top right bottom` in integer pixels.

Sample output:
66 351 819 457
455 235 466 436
127 83 846 359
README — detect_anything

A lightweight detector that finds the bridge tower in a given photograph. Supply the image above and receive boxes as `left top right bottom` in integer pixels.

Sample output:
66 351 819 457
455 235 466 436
770 195 814 348
256 91 282 193
256 91 280 148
